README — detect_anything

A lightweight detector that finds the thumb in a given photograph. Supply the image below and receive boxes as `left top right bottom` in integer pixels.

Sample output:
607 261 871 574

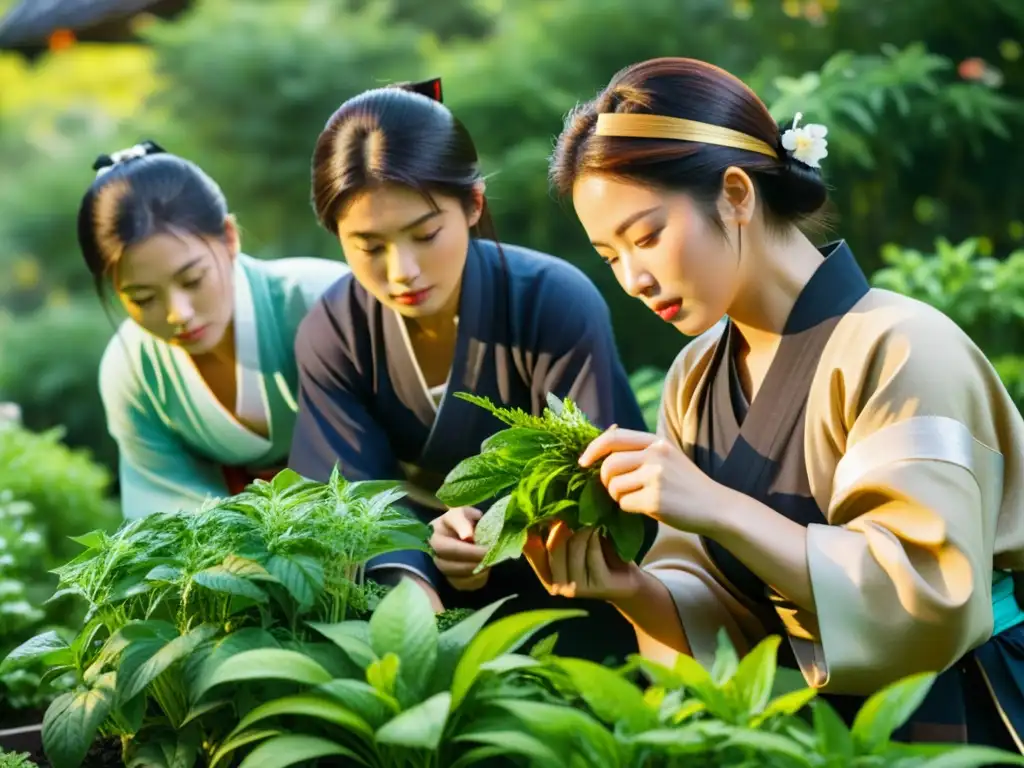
523 532 552 585
450 507 481 541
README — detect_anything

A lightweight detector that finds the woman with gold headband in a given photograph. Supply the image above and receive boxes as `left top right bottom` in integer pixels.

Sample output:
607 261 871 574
79 141 349 519
527 56 1024 748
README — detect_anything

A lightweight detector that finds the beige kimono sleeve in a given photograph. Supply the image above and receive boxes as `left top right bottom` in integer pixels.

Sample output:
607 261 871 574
636 326 767 669
802 297 1024 695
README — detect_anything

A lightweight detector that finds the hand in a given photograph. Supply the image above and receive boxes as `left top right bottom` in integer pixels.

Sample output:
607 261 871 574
579 427 725 536
523 520 644 602
430 507 490 592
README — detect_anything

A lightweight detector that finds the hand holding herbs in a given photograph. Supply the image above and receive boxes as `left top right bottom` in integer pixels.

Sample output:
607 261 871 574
429 506 491 591
434 393 647 575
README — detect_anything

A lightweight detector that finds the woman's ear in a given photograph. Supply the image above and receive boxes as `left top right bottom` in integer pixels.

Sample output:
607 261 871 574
223 214 241 258
466 182 486 228
717 166 756 227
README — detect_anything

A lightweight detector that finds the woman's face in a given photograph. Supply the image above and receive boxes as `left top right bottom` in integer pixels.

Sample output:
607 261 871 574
571 174 740 337
337 183 481 318
114 222 237 354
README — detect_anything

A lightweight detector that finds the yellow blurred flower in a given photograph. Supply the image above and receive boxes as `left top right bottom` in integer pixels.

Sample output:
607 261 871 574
733 0 753 19
782 0 802 18
1008 221 1024 241
1000 40 1022 62
46 289 71 308
11 258 40 289
977 237 993 257
820 0 839 10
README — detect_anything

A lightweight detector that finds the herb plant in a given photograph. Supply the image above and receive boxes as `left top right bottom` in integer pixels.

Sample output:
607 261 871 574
435 393 646 573
0 468 432 768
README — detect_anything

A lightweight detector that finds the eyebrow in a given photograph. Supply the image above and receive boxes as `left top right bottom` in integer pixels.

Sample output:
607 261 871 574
591 206 662 247
347 210 442 239
118 256 205 293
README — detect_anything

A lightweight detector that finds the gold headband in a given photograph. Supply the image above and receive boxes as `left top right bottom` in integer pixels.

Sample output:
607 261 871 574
594 113 778 159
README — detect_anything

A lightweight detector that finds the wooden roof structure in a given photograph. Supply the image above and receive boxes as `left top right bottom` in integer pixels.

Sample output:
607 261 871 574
0 0 192 58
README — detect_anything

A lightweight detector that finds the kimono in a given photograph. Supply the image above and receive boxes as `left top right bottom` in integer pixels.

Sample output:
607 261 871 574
638 240 1024 749
99 253 350 519
288 238 655 665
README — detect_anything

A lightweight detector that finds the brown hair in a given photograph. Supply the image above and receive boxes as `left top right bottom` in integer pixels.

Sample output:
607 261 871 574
310 82 497 240
551 58 828 233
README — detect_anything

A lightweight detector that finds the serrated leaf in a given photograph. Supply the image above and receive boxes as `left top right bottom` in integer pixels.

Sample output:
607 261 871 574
265 553 324 610
43 675 116 768
477 519 529 571
474 496 510 549
578 474 614 526
436 455 518 507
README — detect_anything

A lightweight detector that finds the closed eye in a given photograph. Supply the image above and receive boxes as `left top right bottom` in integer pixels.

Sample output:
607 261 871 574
636 228 664 249
414 228 441 243
360 243 386 256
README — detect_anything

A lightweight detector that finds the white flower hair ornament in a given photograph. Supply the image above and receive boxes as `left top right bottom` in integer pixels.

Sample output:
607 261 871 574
93 142 158 177
780 112 828 169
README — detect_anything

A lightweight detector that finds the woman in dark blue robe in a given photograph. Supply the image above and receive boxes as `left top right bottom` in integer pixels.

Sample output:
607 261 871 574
288 79 654 665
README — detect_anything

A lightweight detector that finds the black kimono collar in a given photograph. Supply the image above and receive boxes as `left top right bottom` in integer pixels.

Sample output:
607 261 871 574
783 240 870 335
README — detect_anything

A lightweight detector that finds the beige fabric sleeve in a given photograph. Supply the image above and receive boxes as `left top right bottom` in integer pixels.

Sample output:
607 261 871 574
801 295 1024 695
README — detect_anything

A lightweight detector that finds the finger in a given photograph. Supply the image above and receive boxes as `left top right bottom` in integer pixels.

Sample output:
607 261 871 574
617 487 656 518
566 528 593 591
523 531 552 586
579 427 658 468
605 467 647 504
586 528 611 583
430 534 488 563
547 520 572 588
599 450 646 488
436 558 487 578
449 507 482 541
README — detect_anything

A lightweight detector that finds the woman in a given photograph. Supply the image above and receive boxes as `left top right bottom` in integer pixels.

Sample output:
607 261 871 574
82 141 349 519
287 79 653 664
528 57 1024 748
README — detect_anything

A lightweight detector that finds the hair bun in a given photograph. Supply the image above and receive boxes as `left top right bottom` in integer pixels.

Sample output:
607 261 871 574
92 140 167 176
769 120 828 217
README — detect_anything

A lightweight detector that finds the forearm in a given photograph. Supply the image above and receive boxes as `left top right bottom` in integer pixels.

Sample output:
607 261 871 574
611 570 691 654
708 488 815 612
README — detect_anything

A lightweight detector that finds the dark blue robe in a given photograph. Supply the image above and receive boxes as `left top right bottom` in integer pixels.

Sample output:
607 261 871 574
289 239 654 664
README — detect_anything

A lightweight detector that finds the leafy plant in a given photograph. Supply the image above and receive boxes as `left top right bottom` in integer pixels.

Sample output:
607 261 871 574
0 752 39 768
435 392 646 573
196 578 585 768
0 468 432 768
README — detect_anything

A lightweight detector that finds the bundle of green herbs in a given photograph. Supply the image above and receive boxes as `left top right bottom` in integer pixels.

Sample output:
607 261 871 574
435 393 646 573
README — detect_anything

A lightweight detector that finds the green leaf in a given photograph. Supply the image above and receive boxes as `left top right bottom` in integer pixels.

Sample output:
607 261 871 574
193 649 333 702
672 652 732 717
192 563 268 603
1 630 72 673
710 627 740 686
430 595 515 694
453 729 563 768
264 554 324 610
69 530 105 550
209 730 281 768
493 699 621 765
552 657 657 732
481 427 551 463
375 691 451 750
318 679 399 728
474 496 510 549
119 623 219 703
185 628 279 703
237 735 364 768
627 722 727 754
478 517 529 571
604 511 645 563
368 577 438 699
43 674 116 768
126 725 200 768
851 671 936 751
723 728 815 765
914 746 1024 767
229 693 374 741
436 454 518 507
545 392 565 415
812 699 854 758
578 474 614 526
366 652 399 697
451 608 585 708
751 686 817 727
270 468 306 492
307 621 377 669
732 634 781 714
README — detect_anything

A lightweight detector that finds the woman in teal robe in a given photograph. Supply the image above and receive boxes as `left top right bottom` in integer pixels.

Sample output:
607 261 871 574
79 141 348 519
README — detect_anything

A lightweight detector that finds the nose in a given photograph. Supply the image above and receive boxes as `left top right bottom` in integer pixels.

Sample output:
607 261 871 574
166 290 194 328
388 245 421 287
620 254 655 299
